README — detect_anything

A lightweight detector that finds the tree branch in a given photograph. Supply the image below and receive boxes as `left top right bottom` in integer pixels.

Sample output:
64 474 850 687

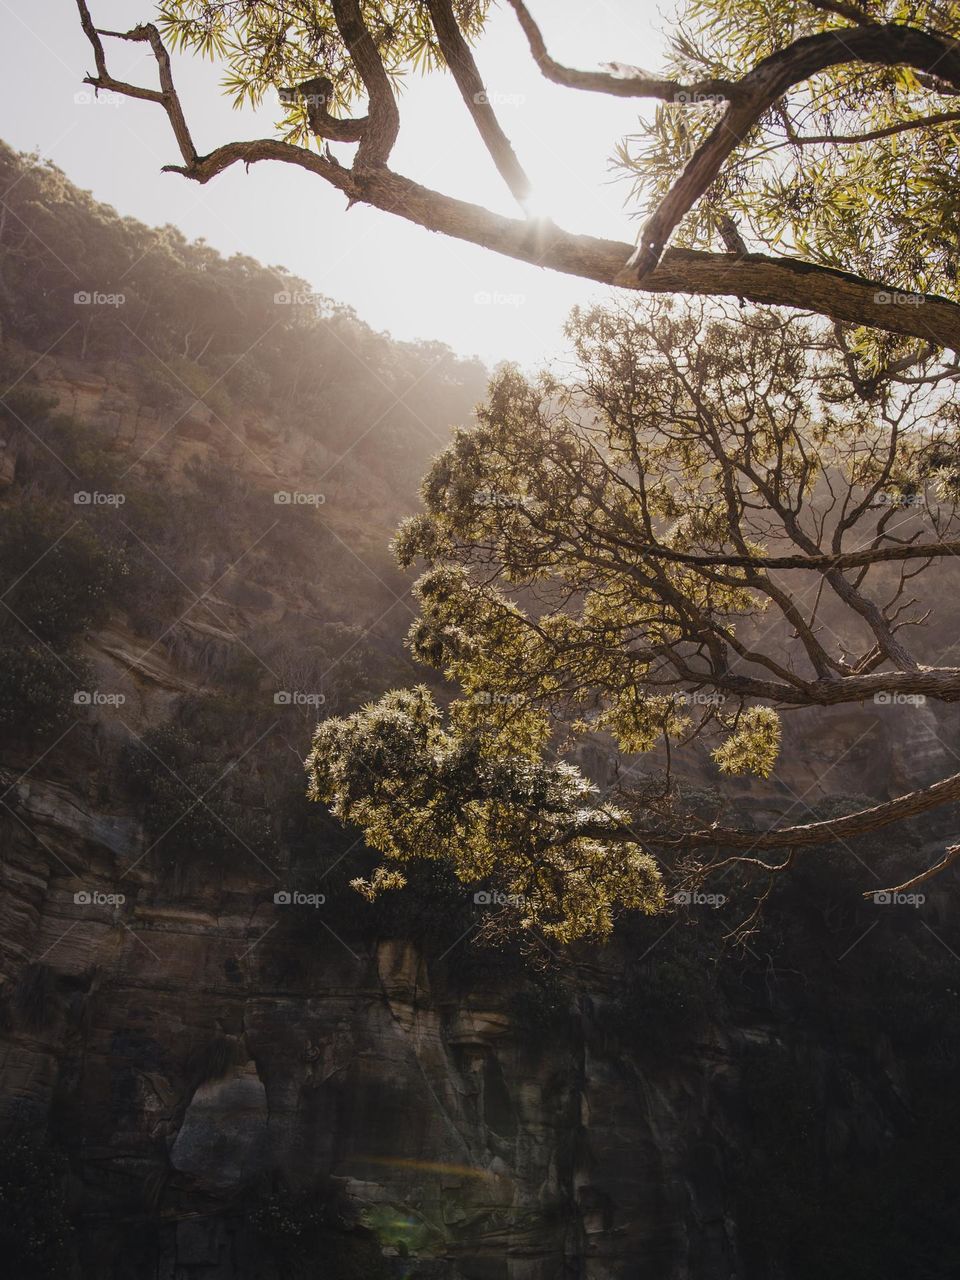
425 0 532 205
505 0 737 101
629 23 960 276
790 108 960 145
621 767 960 851
76 0 196 165
283 75 367 145
865 842 960 897
74 0 960 349
329 0 399 168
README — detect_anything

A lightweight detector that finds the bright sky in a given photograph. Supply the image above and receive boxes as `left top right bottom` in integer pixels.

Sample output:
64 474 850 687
0 1 667 367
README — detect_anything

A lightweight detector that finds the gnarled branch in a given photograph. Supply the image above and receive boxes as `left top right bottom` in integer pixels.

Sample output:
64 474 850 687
74 0 960 348
330 0 399 168
630 24 960 276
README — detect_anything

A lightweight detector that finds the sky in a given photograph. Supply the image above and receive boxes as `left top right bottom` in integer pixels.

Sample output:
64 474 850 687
0 0 667 368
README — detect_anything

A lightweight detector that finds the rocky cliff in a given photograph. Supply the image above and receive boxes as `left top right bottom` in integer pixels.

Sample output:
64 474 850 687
1 145 960 1280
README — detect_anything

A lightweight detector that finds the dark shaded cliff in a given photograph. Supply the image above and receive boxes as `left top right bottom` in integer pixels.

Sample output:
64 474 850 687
1 144 960 1280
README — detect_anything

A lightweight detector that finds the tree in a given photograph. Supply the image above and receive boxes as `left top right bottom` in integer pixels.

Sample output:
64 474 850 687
73 0 960 345
306 299 960 939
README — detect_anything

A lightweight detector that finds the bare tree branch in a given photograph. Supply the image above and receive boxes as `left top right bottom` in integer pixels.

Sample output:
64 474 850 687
585 532 960 572
426 0 532 205
76 0 196 165
865 842 960 897
617 767 960 850
504 0 737 101
790 109 960 145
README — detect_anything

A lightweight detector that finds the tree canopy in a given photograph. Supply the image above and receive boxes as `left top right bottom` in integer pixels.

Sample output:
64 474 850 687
74 0 960 346
307 299 960 938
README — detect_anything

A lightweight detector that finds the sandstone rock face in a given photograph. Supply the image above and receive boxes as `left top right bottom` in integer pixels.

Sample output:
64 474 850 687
2 353 955 1279
171 1063 269 1190
0 784 752 1279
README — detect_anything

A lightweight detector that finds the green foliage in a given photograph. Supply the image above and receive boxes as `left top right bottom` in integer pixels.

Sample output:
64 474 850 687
607 921 721 1051
711 705 781 777
0 502 128 644
306 686 664 941
506 972 571 1036
158 0 491 143
311 297 956 938
0 644 87 739
618 0 960 332
0 142 486 495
